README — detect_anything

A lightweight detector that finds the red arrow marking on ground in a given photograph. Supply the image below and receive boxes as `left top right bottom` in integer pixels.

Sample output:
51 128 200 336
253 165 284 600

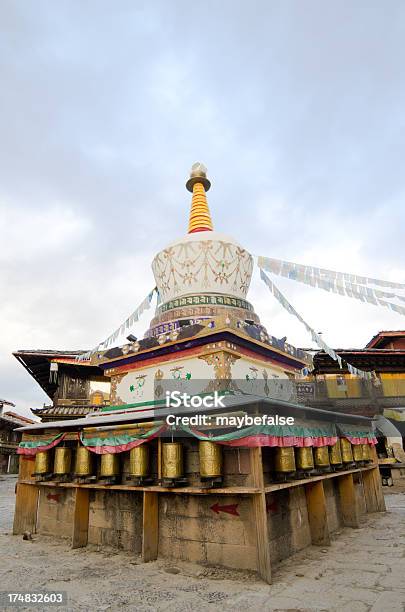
210 503 239 516
266 500 278 514
47 493 61 503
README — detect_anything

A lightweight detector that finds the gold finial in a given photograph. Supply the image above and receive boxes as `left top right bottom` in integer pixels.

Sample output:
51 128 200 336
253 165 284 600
186 162 211 192
186 162 213 234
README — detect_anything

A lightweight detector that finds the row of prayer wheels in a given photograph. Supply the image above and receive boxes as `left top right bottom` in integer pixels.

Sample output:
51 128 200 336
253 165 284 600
33 439 372 481
274 439 373 475
34 441 223 480
34 447 89 476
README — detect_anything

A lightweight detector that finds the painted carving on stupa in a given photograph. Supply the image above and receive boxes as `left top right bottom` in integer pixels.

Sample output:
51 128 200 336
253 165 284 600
109 372 127 405
152 240 253 303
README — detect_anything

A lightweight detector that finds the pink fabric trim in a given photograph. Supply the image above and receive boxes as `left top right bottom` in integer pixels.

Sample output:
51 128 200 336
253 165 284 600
217 435 339 448
17 434 67 456
83 424 166 454
346 437 377 445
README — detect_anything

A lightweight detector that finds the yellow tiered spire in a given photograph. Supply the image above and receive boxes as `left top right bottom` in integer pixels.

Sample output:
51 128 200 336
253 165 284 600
186 162 213 234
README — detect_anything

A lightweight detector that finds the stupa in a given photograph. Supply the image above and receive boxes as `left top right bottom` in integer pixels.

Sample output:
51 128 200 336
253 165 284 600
97 163 310 409
149 162 257 334
13 164 382 585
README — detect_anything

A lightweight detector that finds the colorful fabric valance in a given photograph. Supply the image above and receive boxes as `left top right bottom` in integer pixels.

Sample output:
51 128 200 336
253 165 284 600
17 433 66 456
79 424 166 454
337 423 377 445
182 420 338 448
17 420 376 456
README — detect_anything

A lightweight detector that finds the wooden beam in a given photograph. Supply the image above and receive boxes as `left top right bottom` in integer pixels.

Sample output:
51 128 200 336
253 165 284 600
337 473 360 528
13 483 39 535
142 491 158 562
362 467 386 513
18 480 261 495
71 488 90 549
305 480 330 546
250 448 272 584
264 465 375 492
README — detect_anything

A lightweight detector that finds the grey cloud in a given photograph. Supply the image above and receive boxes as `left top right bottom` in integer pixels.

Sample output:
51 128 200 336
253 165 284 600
1 0 404 415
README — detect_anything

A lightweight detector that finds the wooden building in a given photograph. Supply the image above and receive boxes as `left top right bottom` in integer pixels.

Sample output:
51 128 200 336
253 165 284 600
308 331 405 432
0 400 34 473
13 350 111 421
303 331 405 481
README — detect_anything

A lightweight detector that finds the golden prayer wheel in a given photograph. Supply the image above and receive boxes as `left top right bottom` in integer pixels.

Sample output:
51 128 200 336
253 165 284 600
35 451 50 474
274 447 296 473
54 447 71 474
74 446 93 476
162 442 183 479
129 445 149 477
340 438 354 463
199 441 222 478
295 447 314 471
329 441 343 466
352 443 363 463
361 444 371 462
100 453 120 477
314 446 330 469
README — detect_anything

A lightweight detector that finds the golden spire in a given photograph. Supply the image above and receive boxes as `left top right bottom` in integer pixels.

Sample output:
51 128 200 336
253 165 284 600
186 162 213 233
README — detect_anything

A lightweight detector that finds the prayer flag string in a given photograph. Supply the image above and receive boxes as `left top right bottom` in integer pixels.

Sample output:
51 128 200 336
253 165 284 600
76 288 156 361
257 256 405 316
259 268 373 380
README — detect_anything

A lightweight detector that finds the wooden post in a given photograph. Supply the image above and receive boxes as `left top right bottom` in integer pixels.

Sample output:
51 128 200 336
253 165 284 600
337 473 360 528
250 447 272 584
19 456 36 481
142 491 158 562
370 445 378 465
157 438 162 481
363 467 386 513
72 488 90 549
13 483 39 535
305 480 330 546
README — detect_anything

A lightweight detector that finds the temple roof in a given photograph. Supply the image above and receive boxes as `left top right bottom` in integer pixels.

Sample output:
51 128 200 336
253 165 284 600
0 411 34 428
365 330 405 349
15 394 374 433
13 349 103 399
313 348 405 373
97 322 311 371
31 404 103 420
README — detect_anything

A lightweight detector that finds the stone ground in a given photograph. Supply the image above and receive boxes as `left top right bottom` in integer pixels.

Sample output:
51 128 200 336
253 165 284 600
0 475 404 611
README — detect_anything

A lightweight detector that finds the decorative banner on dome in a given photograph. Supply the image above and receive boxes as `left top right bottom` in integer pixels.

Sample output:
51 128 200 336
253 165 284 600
257 256 405 316
259 268 373 380
77 287 156 361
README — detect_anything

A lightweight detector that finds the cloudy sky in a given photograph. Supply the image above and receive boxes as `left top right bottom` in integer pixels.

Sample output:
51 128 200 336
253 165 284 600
1 1 405 417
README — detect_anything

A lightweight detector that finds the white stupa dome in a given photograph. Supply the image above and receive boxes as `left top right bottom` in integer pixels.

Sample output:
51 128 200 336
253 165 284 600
152 230 253 303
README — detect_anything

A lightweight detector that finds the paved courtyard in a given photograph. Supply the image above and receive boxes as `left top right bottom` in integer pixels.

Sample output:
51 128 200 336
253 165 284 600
0 475 404 611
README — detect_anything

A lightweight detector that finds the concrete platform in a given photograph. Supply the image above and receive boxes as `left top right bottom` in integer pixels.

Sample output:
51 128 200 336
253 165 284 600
1 476 405 611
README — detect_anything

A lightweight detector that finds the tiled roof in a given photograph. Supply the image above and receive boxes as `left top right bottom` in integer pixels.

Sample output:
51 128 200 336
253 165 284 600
32 405 104 417
3 411 35 424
